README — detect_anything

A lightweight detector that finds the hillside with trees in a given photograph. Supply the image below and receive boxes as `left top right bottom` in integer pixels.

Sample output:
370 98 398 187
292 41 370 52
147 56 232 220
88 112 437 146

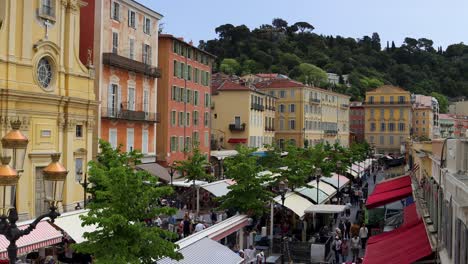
199 18 468 105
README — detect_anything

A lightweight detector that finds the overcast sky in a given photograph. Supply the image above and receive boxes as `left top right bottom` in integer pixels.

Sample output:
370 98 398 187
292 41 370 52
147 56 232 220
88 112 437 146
141 0 468 48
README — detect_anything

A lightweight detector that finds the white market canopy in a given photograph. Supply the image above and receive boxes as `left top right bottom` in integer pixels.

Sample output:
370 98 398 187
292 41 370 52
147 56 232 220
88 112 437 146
295 186 328 204
274 192 314 218
210 150 239 160
347 168 359 178
321 173 350 190
307 180 337 197
53 209 97 244
201 180 234 197
304 204 346 214
171 180 208 188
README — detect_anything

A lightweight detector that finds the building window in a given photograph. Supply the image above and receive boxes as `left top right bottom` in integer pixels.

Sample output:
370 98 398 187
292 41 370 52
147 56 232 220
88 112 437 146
390 96 394 104
76 125 83 138
389 123 395 131
279 104 285 113
173 61 178 77
370 135 374 143
398 123 405 131
290 90 295 98
129 39 135 59
204 112 209 127
380 96 384 103
380 109 385 119
37 57 53 89
204 132 209 147
369 96 374 103
143 44 152 64
187 65 192 81
178 112 184 127
289 104 295 113
194 91 199 106
128 10 136 28
109 128 117 149
170 136 178 152
40 0 55 18
111 1 120 21
279 119 285 130
171 111 177 126
112 32 119 54
379 135 384 145
185 137 192 152
389 136 394 145
194 68 199 83
143 89 149 114
142 129 149 154
370 123 376 131
398 96 405 103
126 128 134 152
143 17 151 34
204 93 210 108
390 109 394 118
75 158 83 182
186 112 190 126
289 119 296 130
127 87 135 110
280 90 286 98
370 109 374 118
178 137 184 152
380 123 386 132
193 111 199 126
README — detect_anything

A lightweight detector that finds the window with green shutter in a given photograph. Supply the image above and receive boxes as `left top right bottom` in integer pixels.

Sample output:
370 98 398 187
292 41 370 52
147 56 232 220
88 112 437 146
194 91 199 106
171 86 176 101
194 68 199 83
179 112 184 126
173 61 177 77
171 111 176 126
188 65 192 81
186 112 190 126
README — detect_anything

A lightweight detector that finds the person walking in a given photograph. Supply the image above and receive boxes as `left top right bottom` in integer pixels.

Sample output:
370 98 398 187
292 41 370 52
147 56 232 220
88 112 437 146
183 215 192 237
351 235 361 262
372 172 377 183
359 224 369 249
332 236 342 264
341 238 349 262
345 220 351 239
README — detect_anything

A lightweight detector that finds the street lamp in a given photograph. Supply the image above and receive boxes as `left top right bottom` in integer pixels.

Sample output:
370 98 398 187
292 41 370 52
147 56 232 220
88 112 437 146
315 168 322 204
336 161 342 203
278 180 288 264
0 120 68 264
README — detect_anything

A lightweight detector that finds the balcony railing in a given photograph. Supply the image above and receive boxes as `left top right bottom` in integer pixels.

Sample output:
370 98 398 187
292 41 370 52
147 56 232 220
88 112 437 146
102 53 161 78
229 124 246 131
265 106 276 111
340 103 349 108
250 103 265 111
324 130 338 136
310 98 321 104
102 104 160 123
265 126 275 131
364 101 410 105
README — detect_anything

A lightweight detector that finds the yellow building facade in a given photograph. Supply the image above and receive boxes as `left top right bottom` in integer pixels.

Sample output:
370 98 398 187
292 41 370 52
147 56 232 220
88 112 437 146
0 0 97 220
211 81 276 150
364 86 411 154
256 79 350 148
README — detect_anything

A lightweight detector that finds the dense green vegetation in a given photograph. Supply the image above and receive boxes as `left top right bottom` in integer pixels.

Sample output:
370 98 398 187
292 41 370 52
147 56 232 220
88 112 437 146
200 18 467 104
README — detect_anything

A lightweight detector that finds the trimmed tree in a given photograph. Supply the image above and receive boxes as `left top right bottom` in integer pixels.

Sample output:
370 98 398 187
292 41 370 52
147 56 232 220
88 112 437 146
218 145 273 216
73 140 182 263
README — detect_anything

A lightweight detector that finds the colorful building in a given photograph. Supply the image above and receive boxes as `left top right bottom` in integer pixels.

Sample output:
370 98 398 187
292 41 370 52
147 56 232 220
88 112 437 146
364 86 412 154
439 114 455 138
452 114 468 138
412 94 439 140
81 0 162 162
0 0 97 219
349 101 365 143
211 80 276 150
156 34 215 165
255 79 350 148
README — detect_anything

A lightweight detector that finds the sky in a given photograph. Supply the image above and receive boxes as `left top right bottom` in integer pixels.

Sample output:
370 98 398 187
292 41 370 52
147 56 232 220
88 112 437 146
140 0 468 49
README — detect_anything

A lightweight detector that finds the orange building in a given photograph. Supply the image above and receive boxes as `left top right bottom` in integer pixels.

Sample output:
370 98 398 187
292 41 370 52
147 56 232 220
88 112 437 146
81 0 163 161
157 35 215 165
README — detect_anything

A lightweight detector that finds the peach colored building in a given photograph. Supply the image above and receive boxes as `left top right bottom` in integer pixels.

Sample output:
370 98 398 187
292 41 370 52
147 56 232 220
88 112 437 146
157 35 215 166
82 0 162 161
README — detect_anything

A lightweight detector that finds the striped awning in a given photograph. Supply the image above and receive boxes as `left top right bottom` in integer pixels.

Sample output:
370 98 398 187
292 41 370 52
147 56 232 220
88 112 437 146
0 221 62 259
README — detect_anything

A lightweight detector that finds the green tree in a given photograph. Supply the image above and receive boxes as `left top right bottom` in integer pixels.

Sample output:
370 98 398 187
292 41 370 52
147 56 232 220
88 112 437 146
277 143 311 190
220 58 241 75
430 92 449 113
218 146 273 216
296 63 328 86
74 140 182 264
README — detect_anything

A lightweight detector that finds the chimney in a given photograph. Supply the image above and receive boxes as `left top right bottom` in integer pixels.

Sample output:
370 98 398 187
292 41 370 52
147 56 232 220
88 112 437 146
189 40 193 46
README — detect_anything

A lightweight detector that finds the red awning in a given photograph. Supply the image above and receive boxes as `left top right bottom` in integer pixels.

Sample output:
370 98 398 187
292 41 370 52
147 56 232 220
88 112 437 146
0 221 62 259
227 138 247 144
363 220 432 264
366 186 413 209
373 175 411 194
366 175 413 209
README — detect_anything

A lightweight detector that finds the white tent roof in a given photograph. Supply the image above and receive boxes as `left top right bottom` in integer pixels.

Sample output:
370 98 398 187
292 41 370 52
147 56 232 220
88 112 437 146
295 186 328 204
273 192 314 218
201 180 233 197
347 168 359 178
307 181 337 196
171 180 208 188
305 204 346 214
156 237 243 264
53 210 97 244
210 150 238 160
321 173 350 190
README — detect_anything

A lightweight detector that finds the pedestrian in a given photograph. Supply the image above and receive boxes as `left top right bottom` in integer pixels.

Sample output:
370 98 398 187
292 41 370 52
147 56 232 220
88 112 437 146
194 221 206 232
351 235 361 262
373 173 377 183
338 220 345 236
331 236 342 264
341 238 349 262
335 227 342 239
345 202 352 217
345 220 351 239
350 223 360 238
359 224 369 249
211 209 218 224
183 215 191 237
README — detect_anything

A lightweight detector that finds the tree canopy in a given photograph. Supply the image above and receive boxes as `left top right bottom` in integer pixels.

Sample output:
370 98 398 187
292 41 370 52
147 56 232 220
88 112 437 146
74 140 182 264
201 18 467 103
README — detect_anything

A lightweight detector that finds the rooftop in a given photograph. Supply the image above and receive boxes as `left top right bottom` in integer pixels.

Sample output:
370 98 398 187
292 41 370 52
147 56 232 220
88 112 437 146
159 34 216 59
